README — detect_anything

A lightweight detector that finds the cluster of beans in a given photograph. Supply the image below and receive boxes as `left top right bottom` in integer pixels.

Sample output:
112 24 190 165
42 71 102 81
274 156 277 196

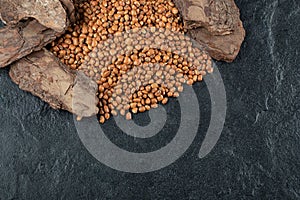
50 0 213 123
80 27 212 122
51 0 183 69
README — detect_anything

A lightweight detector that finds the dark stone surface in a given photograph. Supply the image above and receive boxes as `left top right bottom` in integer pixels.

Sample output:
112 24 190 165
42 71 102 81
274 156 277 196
0 0 299 199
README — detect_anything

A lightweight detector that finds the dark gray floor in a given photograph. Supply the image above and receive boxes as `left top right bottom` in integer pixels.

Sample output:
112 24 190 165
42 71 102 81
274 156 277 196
0 0 299 199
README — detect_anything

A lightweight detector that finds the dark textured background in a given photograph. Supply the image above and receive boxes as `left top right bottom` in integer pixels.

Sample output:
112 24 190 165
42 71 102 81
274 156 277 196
0 0 299 199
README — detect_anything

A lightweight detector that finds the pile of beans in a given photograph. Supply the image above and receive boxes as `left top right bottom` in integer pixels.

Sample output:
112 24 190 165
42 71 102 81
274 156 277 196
50 0 213 123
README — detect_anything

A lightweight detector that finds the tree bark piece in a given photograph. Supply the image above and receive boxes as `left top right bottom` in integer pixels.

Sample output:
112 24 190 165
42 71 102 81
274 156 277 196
174 0 245 62
0 0 67 32
0 0 73 68
0 20 59 68
9 49 99 117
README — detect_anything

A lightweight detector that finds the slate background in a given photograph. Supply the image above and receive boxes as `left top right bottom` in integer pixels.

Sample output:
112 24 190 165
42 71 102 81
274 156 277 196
0 0 299 199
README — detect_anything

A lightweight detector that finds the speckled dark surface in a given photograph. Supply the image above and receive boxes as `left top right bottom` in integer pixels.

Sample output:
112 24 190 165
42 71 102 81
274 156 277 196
0 0 299 199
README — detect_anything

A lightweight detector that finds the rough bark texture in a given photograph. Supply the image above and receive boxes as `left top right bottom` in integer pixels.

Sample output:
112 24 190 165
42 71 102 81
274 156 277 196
0 0 67 32
0 0 72 68
174 0 245 62
0 20 59 68
9 49 99 117
59 0 76 24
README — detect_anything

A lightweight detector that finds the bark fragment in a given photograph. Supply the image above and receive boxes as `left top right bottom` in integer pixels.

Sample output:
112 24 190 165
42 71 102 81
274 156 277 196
9 49 99 117
0 0 72 68
174 0 245 62
0 20 58 68
0 0 67 32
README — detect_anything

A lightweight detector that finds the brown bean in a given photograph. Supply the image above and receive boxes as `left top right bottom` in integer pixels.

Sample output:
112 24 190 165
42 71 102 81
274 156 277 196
99 116 105 124
126 112 132 120
139 106 146 113
132 107 138 114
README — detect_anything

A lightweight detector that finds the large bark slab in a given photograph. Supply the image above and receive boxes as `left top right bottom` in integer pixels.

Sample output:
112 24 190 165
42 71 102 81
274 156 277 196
0 20 59 68
9 49 99 117
0 0 73 68
174 0 245 62
0 0 67 32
